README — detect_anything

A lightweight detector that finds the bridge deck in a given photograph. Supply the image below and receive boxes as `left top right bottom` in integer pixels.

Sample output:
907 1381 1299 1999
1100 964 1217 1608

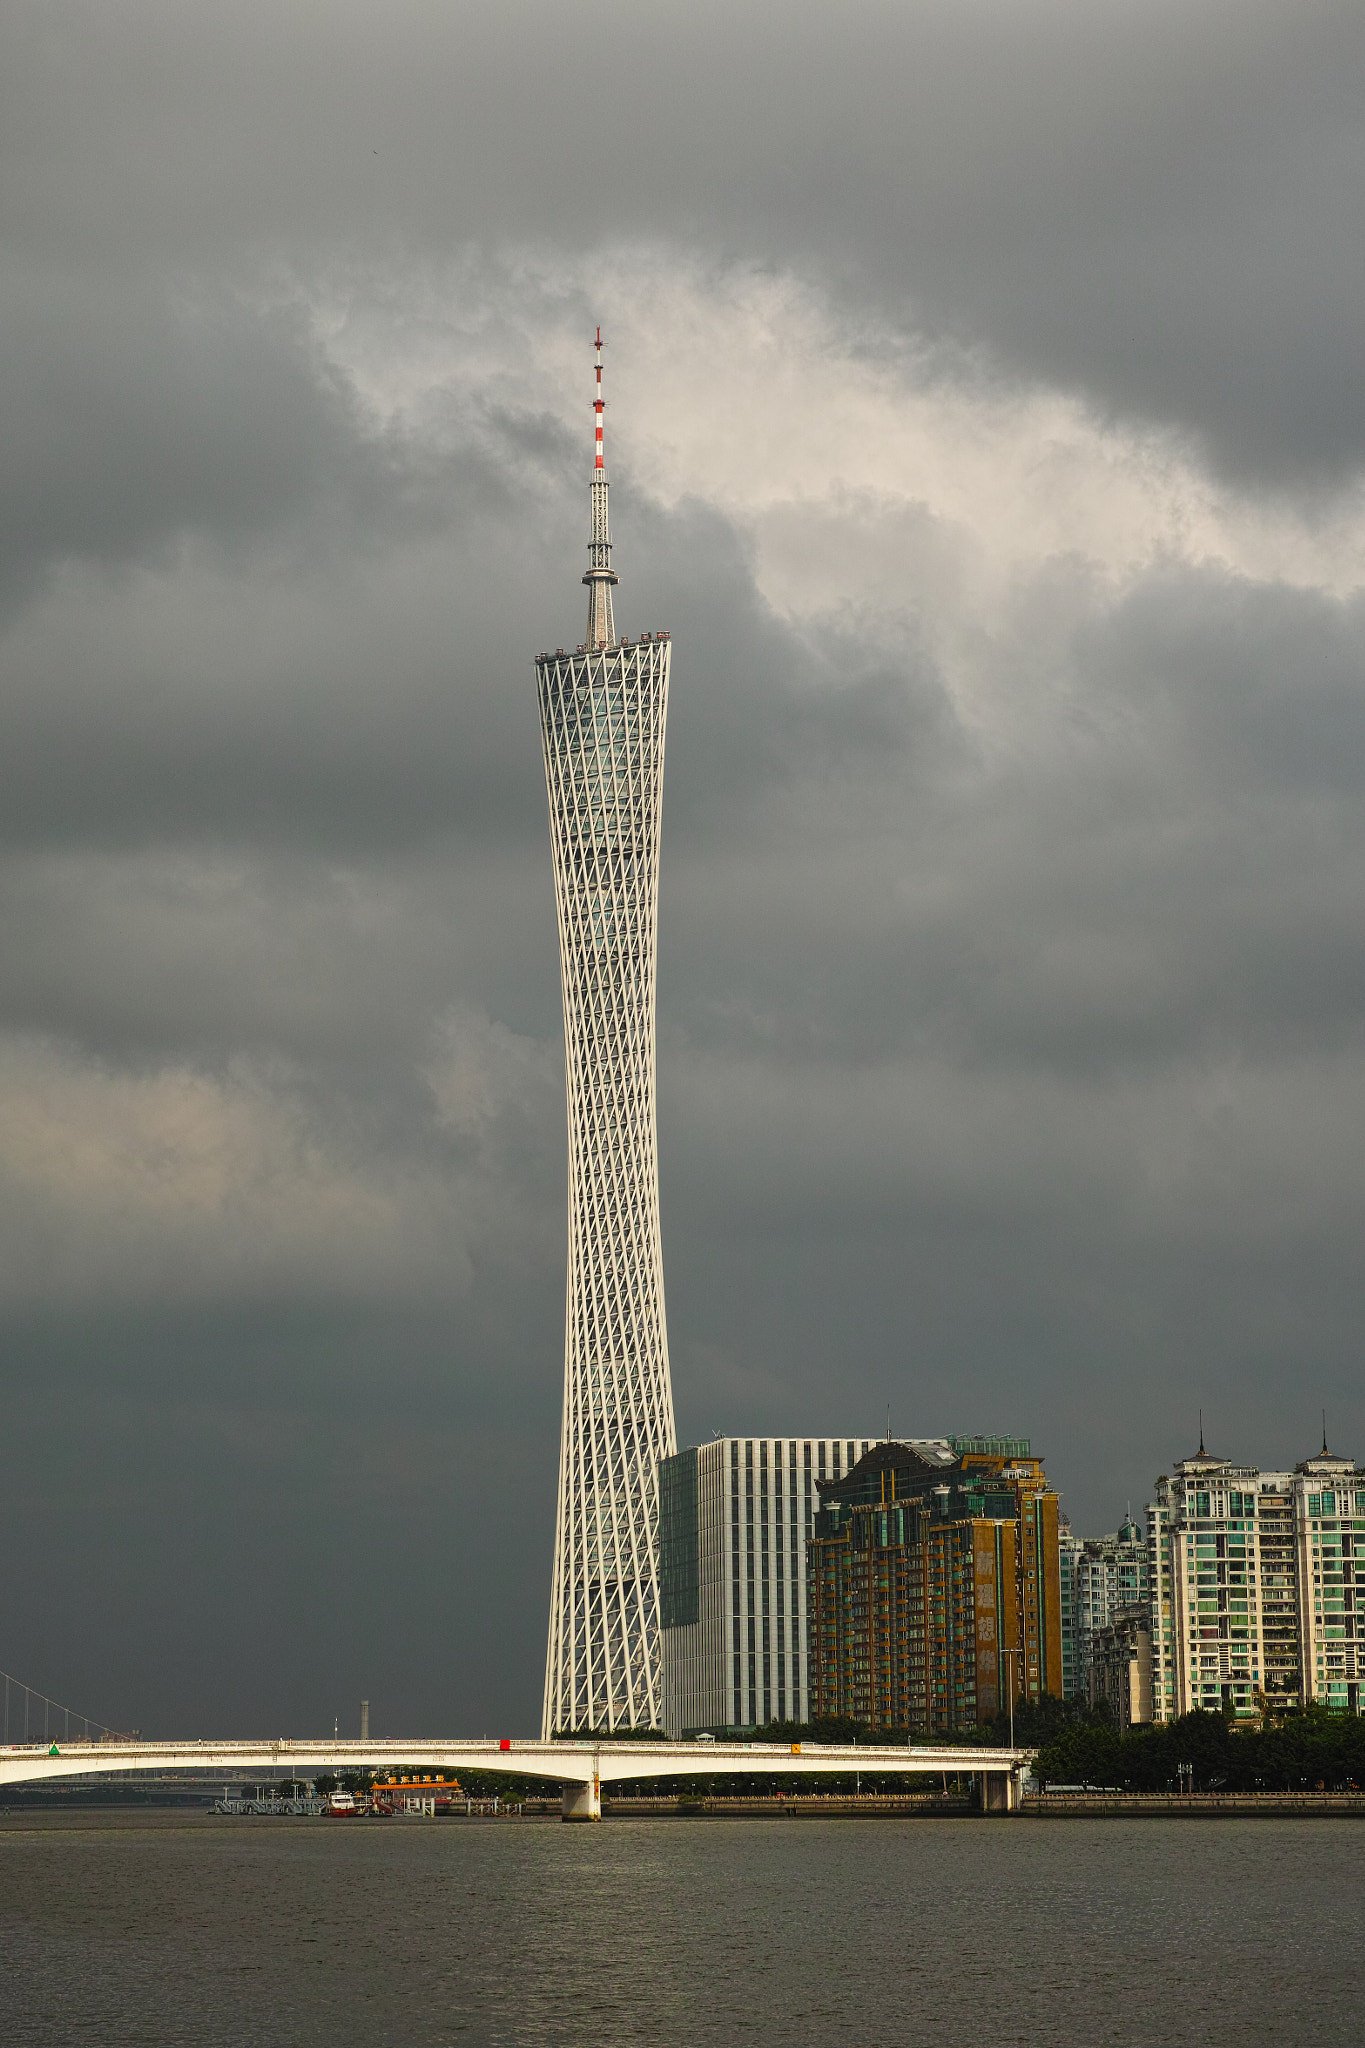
1 1738 1029 1790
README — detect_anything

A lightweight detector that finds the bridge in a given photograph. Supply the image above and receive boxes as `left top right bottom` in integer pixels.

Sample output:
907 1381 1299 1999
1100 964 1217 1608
0 1737 1031 1817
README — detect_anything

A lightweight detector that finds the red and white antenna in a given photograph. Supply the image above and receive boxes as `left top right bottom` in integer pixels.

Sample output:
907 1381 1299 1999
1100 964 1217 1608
583 325 617 646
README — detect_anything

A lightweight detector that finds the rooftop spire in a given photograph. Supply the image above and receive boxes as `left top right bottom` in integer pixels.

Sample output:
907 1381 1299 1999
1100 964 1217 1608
583 326 618 649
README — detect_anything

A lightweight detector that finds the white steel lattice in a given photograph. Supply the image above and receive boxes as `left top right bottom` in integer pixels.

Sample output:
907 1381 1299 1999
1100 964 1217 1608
536 637 676 1735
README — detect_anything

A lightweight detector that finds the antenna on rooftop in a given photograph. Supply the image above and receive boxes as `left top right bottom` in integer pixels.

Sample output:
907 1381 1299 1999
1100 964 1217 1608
583 327 618 648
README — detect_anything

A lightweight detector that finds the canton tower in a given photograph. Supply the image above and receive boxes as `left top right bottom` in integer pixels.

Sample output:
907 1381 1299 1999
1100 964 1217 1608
535 332 677 1735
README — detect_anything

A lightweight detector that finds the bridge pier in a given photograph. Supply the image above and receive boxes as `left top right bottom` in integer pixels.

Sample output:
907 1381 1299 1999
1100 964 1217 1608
981 1769 1018 1814
562 1775 601 1822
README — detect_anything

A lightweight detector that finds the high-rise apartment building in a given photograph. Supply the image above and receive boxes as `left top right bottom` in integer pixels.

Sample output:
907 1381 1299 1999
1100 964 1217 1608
1296 1446 1364 1712
1059 1523 1082 1698
658 1438 879 1736
807 1438 1063 1734
1091 1610 1154 1731
1254 1480 1300 1709
1058 1516 1149 1704
1149 1444 1281 1721
536 334 676 1735
1147 1438 1364 1720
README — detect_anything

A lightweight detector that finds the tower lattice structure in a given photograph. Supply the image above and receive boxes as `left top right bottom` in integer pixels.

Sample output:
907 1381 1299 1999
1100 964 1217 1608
536 331 676 1735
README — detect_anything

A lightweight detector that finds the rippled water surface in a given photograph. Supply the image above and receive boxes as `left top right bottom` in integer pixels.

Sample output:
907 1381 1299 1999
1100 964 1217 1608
1 1813 1360 2046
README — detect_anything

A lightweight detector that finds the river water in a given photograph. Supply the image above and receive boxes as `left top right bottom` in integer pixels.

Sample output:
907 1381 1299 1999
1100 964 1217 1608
1 1813 1360 2045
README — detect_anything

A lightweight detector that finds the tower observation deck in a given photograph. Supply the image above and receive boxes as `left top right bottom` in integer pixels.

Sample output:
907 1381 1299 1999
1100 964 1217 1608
535 332 676 1736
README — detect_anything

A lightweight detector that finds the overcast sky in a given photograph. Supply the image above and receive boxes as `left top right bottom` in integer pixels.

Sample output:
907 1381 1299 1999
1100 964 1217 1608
2 0 1363 1738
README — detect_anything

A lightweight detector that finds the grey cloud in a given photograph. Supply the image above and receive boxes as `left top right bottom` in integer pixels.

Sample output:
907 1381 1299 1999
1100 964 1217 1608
650 559 1365 1075
1 6 1363 1733
9 2 1365 481
0 451 570 856
0 849 555 1067
0 271 363 601
0 1306 562 1734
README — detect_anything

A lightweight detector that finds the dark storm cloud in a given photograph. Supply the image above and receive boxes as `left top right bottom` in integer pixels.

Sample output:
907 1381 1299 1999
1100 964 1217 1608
1 1 1363 1735
9 1 1365 481
0 354 573 856
658 553 1365 1073
0 272 361 604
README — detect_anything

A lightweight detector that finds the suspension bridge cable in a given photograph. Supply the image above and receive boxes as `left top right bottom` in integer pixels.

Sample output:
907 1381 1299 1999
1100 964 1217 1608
0 1667 121 1745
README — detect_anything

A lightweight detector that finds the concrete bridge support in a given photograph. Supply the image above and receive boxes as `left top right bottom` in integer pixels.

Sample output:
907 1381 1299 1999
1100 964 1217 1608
562 1775 601 1822
981 1769 1019 1813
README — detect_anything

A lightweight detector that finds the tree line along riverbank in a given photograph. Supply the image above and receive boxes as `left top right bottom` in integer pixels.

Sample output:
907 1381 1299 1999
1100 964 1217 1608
1032 1704 1365 1792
